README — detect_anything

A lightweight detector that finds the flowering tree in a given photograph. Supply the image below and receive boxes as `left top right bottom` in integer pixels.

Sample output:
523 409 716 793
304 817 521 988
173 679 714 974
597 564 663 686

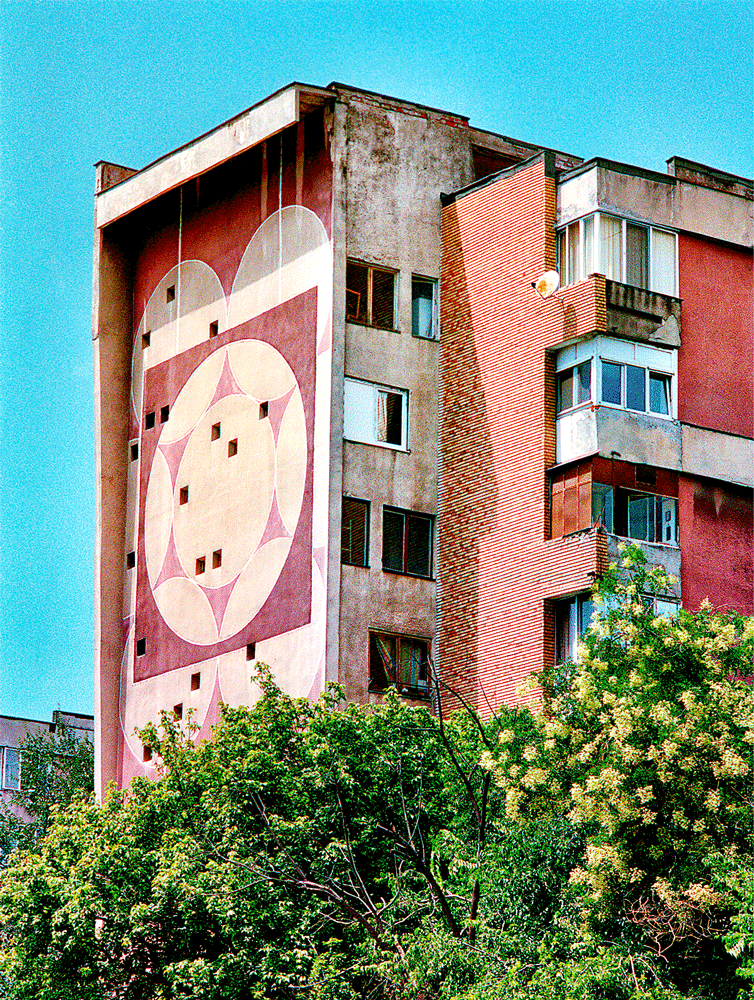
483 545 753 994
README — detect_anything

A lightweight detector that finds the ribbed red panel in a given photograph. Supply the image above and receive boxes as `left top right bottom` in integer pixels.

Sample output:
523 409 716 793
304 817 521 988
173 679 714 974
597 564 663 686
439 161 606 714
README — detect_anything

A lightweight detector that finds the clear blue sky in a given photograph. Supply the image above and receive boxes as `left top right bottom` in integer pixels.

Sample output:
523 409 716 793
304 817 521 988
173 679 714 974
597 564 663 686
0 0 752 723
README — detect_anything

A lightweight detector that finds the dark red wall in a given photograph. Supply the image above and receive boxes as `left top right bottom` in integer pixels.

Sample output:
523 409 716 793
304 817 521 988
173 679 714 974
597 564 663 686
678 234 753 438
679 476 753 613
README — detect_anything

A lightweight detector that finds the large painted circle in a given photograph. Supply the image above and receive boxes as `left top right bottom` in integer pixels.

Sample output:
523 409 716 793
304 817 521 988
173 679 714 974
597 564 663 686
144 341 307 645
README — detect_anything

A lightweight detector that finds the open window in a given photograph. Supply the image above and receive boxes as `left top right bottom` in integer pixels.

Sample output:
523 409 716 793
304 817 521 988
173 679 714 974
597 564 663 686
1 747 21 791
412 276 437 339
369 631 430 697
344 377 408 450
341 497 370 567
346 260 397 330
555 593 594 665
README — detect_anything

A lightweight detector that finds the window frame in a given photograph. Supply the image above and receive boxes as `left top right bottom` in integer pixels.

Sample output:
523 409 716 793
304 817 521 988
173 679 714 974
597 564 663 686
343 377 409 451
346 259 398 331
556 359 592 414
598 359 674 417
554 593 594 665
625 490 679 546
368 630 431 698
557 212 678 296
381 505 434 579
411 274 438 340
1 747 21 791
341 497 370 568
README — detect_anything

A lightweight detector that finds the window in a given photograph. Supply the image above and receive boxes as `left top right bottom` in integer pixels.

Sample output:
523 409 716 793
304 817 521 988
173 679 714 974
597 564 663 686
557 361 591 413
382 507 433 578
627 493 678 545
555 594 594 664
600 361 672 416
344 377 408 450
592 483 614 531
346 260 397 330
369 632 430 696
2 748 21 791
412 276 437 339
341 497 370 567
557 213 676 295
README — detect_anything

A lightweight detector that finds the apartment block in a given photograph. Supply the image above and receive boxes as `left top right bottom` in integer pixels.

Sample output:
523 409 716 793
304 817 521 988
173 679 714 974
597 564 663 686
93 82 752 794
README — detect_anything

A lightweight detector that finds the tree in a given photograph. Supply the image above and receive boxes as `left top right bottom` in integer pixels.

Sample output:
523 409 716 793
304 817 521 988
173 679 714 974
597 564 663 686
0 554 751 999
483 545 753 998
0 720 94 867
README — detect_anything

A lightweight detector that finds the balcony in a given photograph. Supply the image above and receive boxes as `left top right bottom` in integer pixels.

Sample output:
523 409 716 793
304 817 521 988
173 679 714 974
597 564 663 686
605 280 681 348
605 533 681 600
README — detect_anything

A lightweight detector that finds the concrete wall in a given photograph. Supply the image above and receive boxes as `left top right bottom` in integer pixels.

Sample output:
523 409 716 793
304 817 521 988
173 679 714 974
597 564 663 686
334 91 476 702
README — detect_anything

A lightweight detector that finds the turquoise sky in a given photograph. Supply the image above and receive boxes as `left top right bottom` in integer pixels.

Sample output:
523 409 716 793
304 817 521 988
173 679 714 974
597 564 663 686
0 0 752 723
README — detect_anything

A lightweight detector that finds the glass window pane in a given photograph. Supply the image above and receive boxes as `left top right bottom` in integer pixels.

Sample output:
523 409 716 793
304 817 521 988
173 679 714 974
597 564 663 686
626 365 646 411
578 596 594 636
369 633 396 689
651 229 676 296
557 368 574 412
627 495 650 541
601 362 622 405
412 278 435 338
577 361 591 405
382 510 405 571
649 372 670 415
346 261 369 323
405 515 432 577
592 483 613 532
376 391 403 446
599 214 622 281
557 230 566 287
567 223 580 284
626 224 648 288
3 748 20 790
371 269 395 329
661 497 677 544
341 498 368 566
583 215 594 275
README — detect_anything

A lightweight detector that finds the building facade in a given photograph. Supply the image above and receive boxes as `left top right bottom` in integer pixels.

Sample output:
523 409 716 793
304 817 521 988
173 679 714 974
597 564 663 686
93 82 753 796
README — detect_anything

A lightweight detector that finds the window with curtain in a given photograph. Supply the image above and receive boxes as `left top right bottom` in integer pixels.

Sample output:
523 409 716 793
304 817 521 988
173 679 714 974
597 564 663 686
369 632 430 695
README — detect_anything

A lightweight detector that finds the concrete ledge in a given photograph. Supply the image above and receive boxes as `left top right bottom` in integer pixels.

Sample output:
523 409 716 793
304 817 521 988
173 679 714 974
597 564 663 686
681 424 754 488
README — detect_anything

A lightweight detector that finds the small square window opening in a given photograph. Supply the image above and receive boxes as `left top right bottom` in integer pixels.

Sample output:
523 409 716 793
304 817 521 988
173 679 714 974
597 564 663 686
179 486 189 505
228 439 238 457
211 422 221 441
213 549 222 569
196 557 206 575
160 405 170 424
142 331 151 349
246 643 256 661
209 321 219 339
191 672 201 691
173 703 183 720
130 443 139 462
145 411 156 430
136 638 146 656
143 745 152 762
126 551 136 569
259 401 268 419
166 285 175 303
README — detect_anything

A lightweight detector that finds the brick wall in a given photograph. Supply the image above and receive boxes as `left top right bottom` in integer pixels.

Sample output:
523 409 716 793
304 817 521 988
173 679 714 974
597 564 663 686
439 157 606 713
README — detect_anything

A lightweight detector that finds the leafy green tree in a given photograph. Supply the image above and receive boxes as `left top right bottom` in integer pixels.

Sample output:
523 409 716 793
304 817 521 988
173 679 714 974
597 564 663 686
0 720 94 866
0 556 751 999
483 545 753 998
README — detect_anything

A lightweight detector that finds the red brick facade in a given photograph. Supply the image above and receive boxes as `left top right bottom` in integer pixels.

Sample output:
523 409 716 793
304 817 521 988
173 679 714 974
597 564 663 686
439 156 608 712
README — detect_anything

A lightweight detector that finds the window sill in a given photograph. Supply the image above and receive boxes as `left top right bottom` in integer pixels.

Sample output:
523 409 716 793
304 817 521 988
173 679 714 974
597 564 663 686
346 318 400 334
343 437 408 453
381 567 435 581
595 403 675 421
369 683 431 701
341 560 370 569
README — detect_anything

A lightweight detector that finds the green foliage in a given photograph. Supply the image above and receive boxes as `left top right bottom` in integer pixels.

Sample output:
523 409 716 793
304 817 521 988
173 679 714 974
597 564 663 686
0 721 94 866
1 560 751 998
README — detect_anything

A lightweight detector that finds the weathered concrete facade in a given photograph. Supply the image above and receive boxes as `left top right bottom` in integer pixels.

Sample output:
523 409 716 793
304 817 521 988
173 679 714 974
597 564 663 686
94 83 753 789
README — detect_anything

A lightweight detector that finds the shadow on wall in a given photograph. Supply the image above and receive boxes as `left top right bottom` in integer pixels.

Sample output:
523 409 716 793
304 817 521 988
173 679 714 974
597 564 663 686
439 210 499 709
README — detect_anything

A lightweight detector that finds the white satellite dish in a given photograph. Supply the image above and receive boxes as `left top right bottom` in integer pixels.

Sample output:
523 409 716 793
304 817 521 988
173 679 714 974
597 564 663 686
531 270 561 298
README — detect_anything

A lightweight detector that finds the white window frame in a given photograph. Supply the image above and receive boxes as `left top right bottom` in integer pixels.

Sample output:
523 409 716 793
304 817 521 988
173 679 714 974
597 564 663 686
557 213 678 296
1 747 21 791
599 360 674 418
344 377 409 451
556 359 593 414
554 592 594 664
411 275 438 340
